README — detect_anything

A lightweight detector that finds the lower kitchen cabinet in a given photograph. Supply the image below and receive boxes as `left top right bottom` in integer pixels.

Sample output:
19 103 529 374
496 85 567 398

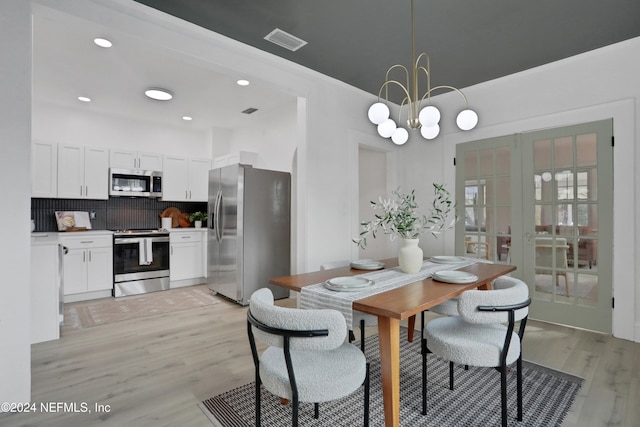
60 233 113 302
170 230 206 287
31 233 62 344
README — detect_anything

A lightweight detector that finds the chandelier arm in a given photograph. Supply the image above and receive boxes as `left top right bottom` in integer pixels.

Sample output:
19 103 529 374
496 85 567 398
419 85 470 108
377 79 414 106
398 97 410 123
383 65 410 103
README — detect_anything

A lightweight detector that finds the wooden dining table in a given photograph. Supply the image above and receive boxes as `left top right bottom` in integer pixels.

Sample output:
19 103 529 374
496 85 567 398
269 258 516 427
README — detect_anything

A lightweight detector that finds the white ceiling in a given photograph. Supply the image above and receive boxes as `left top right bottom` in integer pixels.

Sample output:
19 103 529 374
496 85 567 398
32 9 297 133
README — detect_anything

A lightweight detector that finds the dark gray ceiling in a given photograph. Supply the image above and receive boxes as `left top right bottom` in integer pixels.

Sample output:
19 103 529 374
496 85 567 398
134 0 640 103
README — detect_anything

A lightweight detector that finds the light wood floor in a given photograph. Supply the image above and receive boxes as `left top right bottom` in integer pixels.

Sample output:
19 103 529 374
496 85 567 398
1 290 638 427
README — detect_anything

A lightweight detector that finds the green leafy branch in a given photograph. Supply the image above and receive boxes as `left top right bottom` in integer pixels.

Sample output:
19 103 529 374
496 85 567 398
353 183 459 250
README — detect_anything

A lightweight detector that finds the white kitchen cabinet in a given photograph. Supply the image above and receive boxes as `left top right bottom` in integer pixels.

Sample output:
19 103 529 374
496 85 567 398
109 149 162 170
30 233 62 343
57 144 109 199
213 151 257 168
162 155 211 202
31 140 58 198
170 230 206 286
60 233 113 301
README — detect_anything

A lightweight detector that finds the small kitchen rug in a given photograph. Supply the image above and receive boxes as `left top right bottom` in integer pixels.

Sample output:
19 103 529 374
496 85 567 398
63 284 220 331
200 328 584 426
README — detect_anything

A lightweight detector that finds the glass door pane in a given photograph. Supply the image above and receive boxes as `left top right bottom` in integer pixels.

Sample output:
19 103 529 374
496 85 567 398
456 136 516 264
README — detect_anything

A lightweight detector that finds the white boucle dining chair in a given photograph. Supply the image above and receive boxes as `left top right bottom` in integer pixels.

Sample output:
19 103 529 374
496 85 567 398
247 288 370 427
421 276 531 427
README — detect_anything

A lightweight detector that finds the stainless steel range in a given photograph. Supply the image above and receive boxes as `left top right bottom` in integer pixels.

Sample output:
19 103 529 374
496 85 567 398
112 229 170 297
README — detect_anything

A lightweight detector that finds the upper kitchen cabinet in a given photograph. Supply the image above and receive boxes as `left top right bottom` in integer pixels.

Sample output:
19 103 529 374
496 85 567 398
109 149 163 171
31 140 58 198
57 144 109 199
162 155 211 202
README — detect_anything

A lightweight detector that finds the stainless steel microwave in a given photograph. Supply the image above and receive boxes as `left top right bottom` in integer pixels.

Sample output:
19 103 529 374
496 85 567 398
109 168 162 198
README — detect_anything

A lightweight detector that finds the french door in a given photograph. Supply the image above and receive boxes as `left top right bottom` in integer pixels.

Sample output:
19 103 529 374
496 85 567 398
456 119 613 333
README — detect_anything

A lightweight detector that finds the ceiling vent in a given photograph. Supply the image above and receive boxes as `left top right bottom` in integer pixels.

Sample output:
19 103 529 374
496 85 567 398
242 108 258 115
264 28 308 52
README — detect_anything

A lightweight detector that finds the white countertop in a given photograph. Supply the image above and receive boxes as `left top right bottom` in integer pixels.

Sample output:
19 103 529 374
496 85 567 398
168 227 207 233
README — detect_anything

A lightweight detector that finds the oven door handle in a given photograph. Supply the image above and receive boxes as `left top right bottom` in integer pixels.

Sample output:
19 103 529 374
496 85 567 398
114 236 170 245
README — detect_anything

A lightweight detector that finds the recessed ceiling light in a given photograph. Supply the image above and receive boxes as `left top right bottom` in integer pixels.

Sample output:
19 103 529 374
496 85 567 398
182 116 193 121
78 96 91 102
237 79 250 86
144 88 173 101
93 38 112 48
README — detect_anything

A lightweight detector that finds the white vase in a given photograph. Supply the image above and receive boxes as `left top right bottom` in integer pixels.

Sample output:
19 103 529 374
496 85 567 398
398 238 423 274
194 220 202 228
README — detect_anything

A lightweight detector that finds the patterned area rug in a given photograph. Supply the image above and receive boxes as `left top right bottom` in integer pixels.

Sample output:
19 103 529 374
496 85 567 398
200 328 583 426
64 284 219 330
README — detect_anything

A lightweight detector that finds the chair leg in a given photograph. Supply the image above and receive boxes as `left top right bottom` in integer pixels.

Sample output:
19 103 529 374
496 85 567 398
348 329 355 343
517 356 523 421
314 402 319 419
500 365 508 427
364 362 370 427
449 361 455 390
360 318 366 353
421 337 427 415
292 396 299 427
255 371 261 427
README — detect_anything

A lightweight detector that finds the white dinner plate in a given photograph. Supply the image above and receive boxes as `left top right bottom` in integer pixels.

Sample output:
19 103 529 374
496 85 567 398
324 277 375 292
430 256 466 264
350 259 385 270
432 270 479 284
327 276 372 287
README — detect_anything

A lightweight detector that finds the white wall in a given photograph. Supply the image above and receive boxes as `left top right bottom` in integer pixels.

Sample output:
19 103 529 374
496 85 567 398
0 0 32 406
224 99 298 173
33 102 211 158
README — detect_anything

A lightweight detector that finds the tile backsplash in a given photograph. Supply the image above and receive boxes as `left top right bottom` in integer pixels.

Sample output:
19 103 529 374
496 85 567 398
31 198 207 232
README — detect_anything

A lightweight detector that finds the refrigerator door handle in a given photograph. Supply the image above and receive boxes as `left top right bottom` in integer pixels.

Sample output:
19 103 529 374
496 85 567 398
215 190 223 242
216 192 224 242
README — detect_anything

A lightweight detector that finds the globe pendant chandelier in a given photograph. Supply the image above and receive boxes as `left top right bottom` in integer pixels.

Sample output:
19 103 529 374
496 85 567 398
367 0 478 145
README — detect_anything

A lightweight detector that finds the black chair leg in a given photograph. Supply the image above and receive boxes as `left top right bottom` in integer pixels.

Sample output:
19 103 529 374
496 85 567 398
364 362 370 427
517 356 523 421
314 402 319 419
421 337 427 415
360 318 366 353
449 361 455 390
292 396 299 427
348 330 355 342
500 365 507 427
255 372 261 427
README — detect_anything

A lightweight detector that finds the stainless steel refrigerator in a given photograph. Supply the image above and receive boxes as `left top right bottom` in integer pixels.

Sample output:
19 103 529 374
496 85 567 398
207 164 290 305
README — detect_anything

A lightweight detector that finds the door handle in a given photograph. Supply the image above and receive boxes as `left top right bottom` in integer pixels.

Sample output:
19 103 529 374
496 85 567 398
215 190 223 242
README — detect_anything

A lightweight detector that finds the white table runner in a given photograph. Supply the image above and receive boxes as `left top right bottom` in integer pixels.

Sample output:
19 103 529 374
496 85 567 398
299 258 478 328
